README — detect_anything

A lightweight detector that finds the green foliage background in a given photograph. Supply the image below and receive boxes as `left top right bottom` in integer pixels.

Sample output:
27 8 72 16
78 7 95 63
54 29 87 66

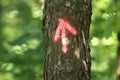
91 0 120 80
0 0 43 80
0 0 120 80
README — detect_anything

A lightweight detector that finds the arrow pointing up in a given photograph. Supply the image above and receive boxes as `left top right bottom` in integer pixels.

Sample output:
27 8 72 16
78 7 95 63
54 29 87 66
53 18 77 54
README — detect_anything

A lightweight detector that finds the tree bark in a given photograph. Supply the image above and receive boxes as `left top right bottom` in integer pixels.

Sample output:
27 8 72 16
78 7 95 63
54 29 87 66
42 0 92 80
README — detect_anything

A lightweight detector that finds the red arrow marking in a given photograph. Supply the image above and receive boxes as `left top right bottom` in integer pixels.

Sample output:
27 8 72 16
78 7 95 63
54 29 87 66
53 18 77 54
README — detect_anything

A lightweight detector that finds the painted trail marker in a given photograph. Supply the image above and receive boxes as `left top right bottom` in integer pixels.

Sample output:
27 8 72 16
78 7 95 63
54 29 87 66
53 18 77 54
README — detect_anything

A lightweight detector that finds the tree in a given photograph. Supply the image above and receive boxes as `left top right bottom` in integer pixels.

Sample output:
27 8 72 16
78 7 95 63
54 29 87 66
116 32 120 80
42 0 92 80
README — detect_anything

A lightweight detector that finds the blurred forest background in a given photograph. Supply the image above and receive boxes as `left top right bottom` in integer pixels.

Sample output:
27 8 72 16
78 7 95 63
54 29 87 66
0 0 120 80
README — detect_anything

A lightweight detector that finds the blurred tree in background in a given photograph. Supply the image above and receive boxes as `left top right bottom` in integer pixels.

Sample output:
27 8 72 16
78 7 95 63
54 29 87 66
0 0 120 80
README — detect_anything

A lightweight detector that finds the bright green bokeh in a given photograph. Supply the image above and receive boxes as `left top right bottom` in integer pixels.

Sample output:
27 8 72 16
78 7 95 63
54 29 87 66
0 0 43 80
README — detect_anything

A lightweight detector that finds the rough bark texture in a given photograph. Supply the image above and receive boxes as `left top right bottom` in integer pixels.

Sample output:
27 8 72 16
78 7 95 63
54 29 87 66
116 32 120 80
42 0 92 80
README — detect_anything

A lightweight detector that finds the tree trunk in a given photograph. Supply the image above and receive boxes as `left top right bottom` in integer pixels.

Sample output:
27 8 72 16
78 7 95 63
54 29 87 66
42 0 92 80
116 32 120 80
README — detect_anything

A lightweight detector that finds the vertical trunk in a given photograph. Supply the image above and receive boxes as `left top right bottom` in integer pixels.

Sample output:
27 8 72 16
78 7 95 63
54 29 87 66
116 32 120 80
42 0 92 80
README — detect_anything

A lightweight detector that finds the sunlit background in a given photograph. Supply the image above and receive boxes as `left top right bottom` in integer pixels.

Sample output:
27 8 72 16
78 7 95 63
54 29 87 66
0 0 120 80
